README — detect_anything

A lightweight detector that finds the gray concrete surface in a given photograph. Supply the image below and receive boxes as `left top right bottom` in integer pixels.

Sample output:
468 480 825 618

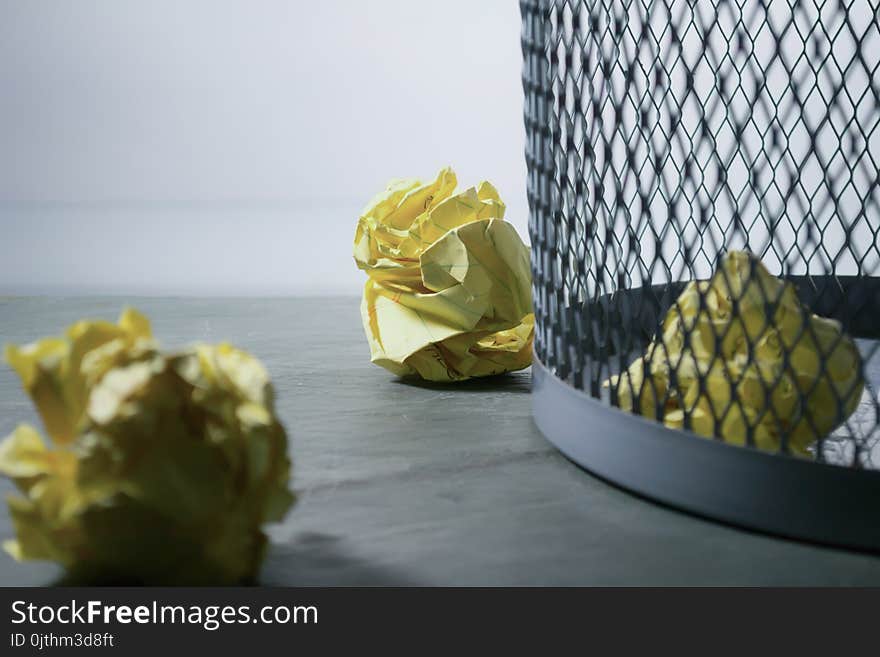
1 297 880 585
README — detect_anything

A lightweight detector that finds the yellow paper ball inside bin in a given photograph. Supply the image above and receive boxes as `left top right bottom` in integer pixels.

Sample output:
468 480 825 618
606 251 864 457
0 309 294 584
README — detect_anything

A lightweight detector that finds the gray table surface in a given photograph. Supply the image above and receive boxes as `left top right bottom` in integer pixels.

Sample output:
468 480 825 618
1 296 880 586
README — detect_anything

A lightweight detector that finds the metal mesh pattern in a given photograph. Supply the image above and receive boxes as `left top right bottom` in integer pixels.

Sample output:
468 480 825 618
521 0 880 467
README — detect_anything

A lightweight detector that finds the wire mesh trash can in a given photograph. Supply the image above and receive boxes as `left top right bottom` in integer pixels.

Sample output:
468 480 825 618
521 0 880 550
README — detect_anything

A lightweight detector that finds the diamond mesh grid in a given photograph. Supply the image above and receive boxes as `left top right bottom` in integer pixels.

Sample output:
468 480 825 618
521 0 880 467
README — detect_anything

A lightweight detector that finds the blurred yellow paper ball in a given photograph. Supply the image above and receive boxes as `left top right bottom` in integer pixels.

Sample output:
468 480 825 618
0 308 294 584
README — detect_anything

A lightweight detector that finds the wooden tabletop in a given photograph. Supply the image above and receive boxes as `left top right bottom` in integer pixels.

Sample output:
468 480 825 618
2 296 880 585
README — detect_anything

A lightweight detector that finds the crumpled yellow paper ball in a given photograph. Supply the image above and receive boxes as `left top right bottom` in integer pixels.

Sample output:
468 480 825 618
354 166 534 381
606 251 864 456
0 308 294 584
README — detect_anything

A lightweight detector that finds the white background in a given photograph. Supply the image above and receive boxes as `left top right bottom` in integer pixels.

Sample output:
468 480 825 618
0 0 527 295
